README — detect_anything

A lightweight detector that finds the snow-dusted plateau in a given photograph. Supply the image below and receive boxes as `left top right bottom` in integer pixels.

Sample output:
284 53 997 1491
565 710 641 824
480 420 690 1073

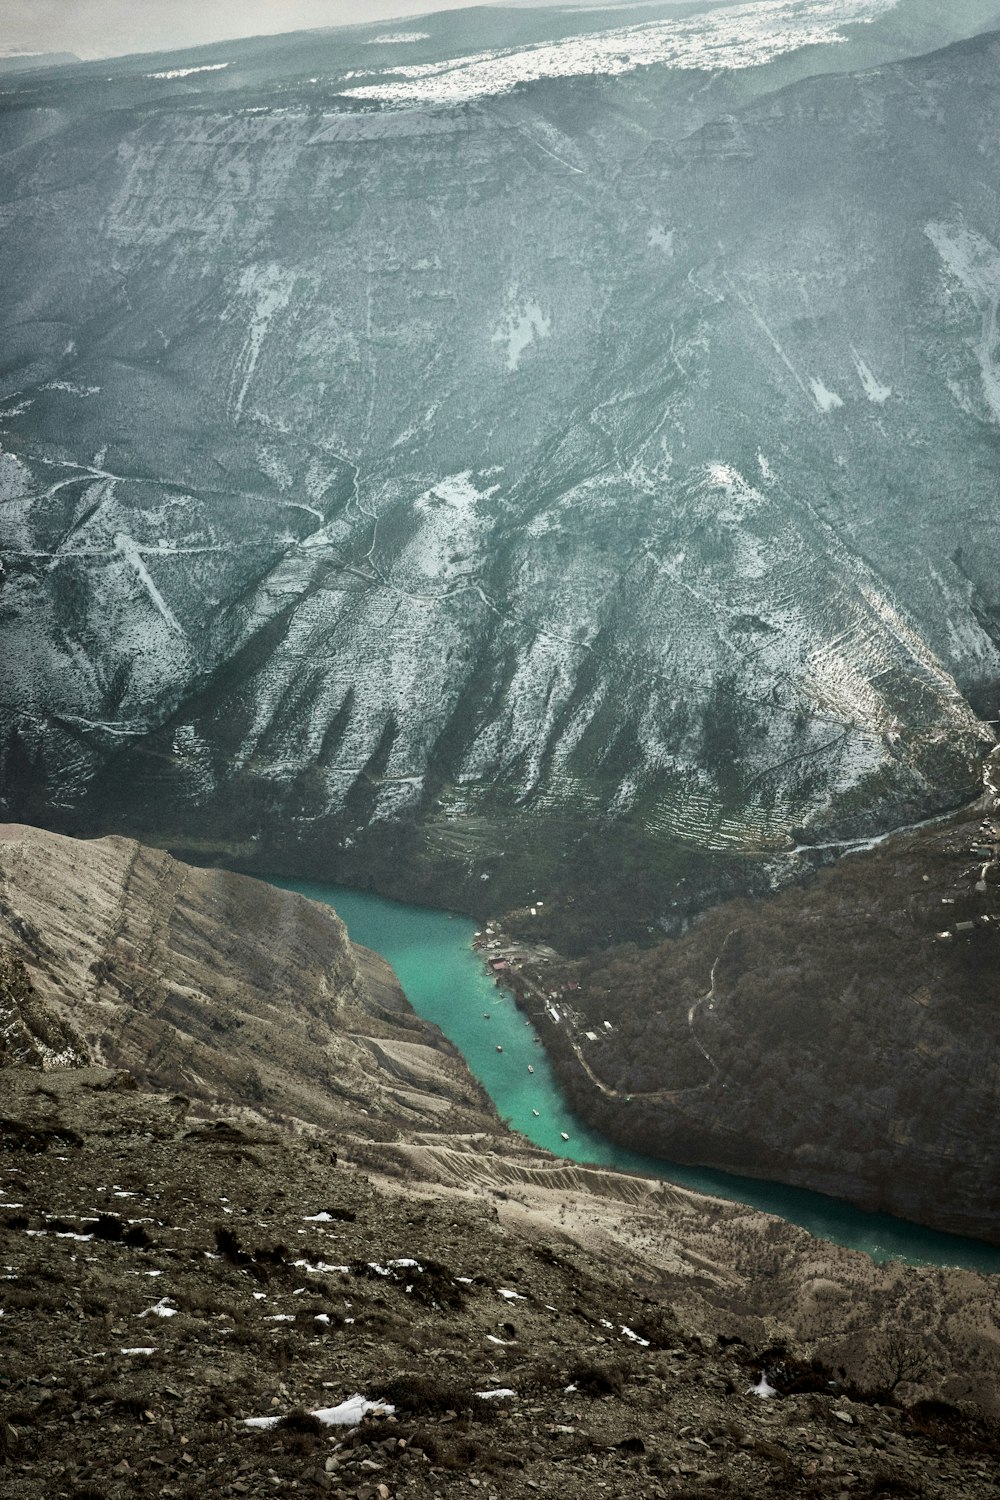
3 0 1000 917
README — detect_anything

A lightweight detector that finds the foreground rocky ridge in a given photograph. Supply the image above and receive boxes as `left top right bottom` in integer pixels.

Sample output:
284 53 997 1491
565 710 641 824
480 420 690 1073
2 824 1000 1498
4 1053 1000 1499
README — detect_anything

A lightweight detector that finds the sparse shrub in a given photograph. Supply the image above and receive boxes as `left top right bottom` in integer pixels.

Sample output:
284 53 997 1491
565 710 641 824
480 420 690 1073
0 1422 16 1465
861 1333 933 1401
253 1241 289 1266
380 1373 480 1418
617 1302 674 1348
439 1436 481 1469
277 1408 323 1436
0 1120 82 1152
92 1213 125 1242
865 1471 927 1498
4 1285 62 1313
566 1359 623 1397
753 1437 793 1470
228 1318 261 1348
199 1390 235 1422
113 1393 152 1420
741 1344 839 1398
407 1260 466 1311
616 1435 645 1455
905 1399 1000 1458
347 1256 464 1309
215 1225 250 1263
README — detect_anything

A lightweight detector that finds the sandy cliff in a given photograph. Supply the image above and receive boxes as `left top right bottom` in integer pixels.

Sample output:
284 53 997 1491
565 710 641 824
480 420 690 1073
0 823 490 1136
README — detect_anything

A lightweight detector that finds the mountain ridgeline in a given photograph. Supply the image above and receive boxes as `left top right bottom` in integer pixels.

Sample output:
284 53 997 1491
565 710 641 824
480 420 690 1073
2 2 1000 918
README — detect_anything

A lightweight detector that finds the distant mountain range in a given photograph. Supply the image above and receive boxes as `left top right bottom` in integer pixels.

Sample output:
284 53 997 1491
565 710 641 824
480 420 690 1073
2 0 1000 919
0 53 79 73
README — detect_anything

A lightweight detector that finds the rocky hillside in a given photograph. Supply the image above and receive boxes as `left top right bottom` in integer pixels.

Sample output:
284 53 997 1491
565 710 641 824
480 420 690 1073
4 1041 1000 1499
3 5 1000 921
516 773 1000 1241
0 823 491 1138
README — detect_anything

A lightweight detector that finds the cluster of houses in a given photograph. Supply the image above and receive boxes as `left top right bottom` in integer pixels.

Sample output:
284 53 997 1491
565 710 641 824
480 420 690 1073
934 818 999 943
474 919 613 1048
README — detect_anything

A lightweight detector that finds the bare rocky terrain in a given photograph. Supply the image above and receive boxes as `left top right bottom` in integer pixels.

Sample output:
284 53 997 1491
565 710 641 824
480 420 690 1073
0 823 490 1138
2 827 1000 1499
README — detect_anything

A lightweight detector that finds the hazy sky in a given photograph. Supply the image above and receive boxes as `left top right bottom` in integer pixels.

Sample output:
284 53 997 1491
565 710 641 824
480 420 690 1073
3 0 654 61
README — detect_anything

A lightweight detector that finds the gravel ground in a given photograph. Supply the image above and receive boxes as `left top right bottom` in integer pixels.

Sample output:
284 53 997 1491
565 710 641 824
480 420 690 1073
3 1067 999 1500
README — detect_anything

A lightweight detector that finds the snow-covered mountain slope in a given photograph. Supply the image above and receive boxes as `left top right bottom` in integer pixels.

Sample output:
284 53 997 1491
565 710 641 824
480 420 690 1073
1 6 999 905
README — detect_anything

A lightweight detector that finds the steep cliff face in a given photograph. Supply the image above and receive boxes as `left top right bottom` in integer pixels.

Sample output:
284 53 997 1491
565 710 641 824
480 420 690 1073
0 823 491 1135
534 776 1000 1241
1 4 1000 908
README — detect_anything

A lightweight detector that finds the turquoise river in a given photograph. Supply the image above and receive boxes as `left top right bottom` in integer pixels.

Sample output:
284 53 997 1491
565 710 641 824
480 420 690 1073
273 877 1000 1273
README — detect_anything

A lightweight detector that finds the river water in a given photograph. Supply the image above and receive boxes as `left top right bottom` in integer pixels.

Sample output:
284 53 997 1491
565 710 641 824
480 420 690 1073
273 877 1000 1272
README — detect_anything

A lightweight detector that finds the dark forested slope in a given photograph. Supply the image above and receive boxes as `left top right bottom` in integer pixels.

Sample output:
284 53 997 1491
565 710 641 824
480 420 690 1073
533 779 1000 1241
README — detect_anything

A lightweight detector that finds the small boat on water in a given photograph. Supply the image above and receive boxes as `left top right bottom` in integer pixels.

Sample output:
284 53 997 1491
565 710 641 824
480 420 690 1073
560 1132 570 1142
532 1109 540 1117
483 1012 490 1019
527 1065 534 1074
496 1044 503 1053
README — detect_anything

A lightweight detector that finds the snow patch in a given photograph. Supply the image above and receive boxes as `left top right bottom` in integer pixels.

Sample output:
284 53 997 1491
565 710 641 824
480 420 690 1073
809 377 844 413
245 1394 394 1430
621 1324 651 1347
148 63 230 80
366 32 429 44
925 219 1000 424
140 1298 178 1319
43 380 101 397
648 225 674 256
850 346 891 404
113 533 185 639
227 264 296 424
493 289 551 372
747 1374 779 1398
343 0 898 105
